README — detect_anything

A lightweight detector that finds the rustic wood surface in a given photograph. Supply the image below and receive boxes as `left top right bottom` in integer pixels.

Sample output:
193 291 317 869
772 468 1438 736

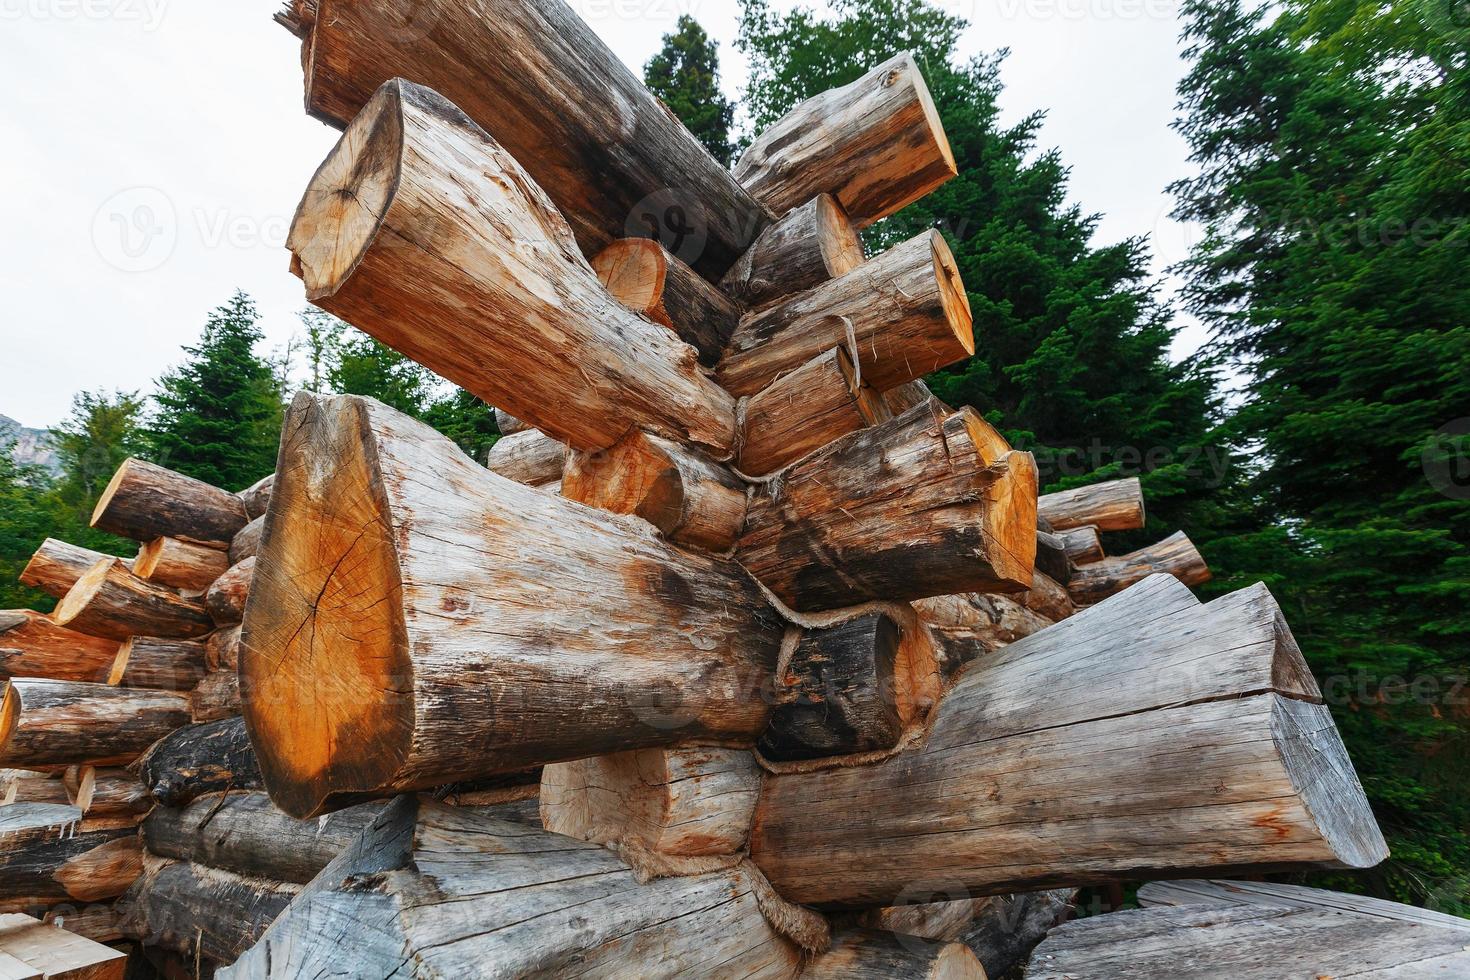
227 515 264 566
202 558 253 627
0 681 190 769
720 194 865 310
0 805 141 911
52 561 211 642
1 770 69 806
0 913 125 980
0 611 118 684
1034 529 1074 586
188 671 240 724
860 889 1077 979
62 767 150 820
1037 476 1146 532
203 627 240 674
1018 570 1077 622
1068 530 1212 604
90 458 247 549
132 538 229 593
118 858 299 967
913 591 1056 674
1137 878 1470 931
484 429 567 488
237 474 273 521
107 637 206 692
137 717 262 808
1056 524 1104 564
492 408 529 436
803 928 985 979
592 239 741 366
18 541 133 601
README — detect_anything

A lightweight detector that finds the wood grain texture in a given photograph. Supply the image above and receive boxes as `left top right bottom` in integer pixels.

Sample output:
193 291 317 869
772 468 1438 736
107 637 205 692
1068 530 1212 604
0 913 125 980
288 78 738 456
720 194 864 310
137 718 261 808
187 671 239 724
483 429 567 488
90 459 246 549
913 591 1056 674
1 771 69 806
1018 570 1077 622
242 394 784 818
62 768 150 821
18 542 133 602
0 612 117 684
803 928 985 979
592 239 741 365
734 52 956 228
227 516 264 566
491 408 530 436
52 561 211 642
0 681 189 770
117 859 298 967
1056 524 1104 564
131 538 229 593
1037 477 1145 532
860 890 1076 979
237 474 273 521
1033 529 1073 586
0 805 141 910
1138 878 1470 931
203 627 240 674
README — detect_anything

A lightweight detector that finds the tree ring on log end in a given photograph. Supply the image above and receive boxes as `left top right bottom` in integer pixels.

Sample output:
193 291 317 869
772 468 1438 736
816 195 865 278
52 558 118 626
0 682 17 756
930 231 974 357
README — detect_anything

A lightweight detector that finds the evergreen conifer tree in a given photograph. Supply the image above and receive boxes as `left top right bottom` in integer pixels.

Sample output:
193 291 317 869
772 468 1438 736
645 15 737 166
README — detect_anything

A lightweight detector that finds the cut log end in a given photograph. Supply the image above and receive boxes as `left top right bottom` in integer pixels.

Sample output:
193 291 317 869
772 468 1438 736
931 231 974 355
51 559 113 628
815 193 866 279
591 239 667 321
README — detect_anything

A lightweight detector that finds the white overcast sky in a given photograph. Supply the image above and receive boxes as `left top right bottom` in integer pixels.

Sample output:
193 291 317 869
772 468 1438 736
0 0 1202 429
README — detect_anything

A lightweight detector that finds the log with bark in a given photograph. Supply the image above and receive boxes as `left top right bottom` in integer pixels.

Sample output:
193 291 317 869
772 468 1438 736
734 52 956 229
1137 878 1470 931
204 627 240 674
717 231 973 398
52 561 212 642
859 889 1077 980
242 394 784 818
483 429 566 489
279 0 770 280
561 430 748 552
803 928 985 979
107 637 206 692
592 239 741 366
1055 524 1104 565
131 538 230 593
0 804 142 912
0 912 126 979
287 78 738 456
118 858 298 968
90 459 247 548
62 767 151 821
1033 529 1074 586
737 401 1037 611
238 474 274 521
720 194 865 310
0 611 118 684
136 718 262 808
1037 476 1145 532
1067 530 1211 605
0 681 191 770
18 540 133 601
203 558 253 627
914 592 1056 674
227 516 264 565
188 671 240 724
747 576 1386 907
491 408 529 437
1 770 69 806
1018 570 1077 623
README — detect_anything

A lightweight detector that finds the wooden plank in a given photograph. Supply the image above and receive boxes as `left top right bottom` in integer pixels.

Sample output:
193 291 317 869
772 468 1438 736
0 914 125 980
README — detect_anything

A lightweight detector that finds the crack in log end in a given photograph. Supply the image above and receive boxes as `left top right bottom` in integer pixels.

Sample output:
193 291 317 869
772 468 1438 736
0 681 17 754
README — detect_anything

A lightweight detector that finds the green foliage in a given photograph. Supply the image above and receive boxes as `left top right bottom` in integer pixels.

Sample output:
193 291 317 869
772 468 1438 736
1174 0 1470 909
0 450 64 611
420 390 500 465
329 331 434 417
147 291 284 492
50 389 145 525
645 15 737 166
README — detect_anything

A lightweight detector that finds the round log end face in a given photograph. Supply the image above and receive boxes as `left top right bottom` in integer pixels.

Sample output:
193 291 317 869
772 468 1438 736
983 451 1040 589
591 239 669 321
905 53 958 183
89 459 136 532
929 231 974 356
0 682 17 755
932 942 988 979
289 81 405 302
816 194 865 279
243 394 411 818
52 559 121 629
949 407 1013 467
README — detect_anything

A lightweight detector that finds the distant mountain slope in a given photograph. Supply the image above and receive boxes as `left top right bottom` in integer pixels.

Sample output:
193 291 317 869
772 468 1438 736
0 414 60 475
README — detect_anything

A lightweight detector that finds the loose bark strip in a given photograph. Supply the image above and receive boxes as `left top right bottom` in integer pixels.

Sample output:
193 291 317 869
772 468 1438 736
243 395 784 818
0 805 141 911
90 458 247 548
483 429 567 489
107 637 206 692
541 748 760 857
717 231 974 398
18 541 133 601
720 194 865 310
0 681 191 770
281 0 769 280
228 515 265 565
132 537 230 593
562 430 749 552
288 78 738 456
734 52 957 229
1056 524 1104 564
592 238 742 365
492 408 529 436
138 718 261 808
1137 878 1470 932
188 672 240 724
0 912 126 980
63 768 151 820
203 558 253 627
737 401 1037 611
118 859 299 968
52 561 212 642
1037 476 1146 532
0 612 117 684
737 347 892 477
1068 531 1212 605
759 615 904 761
749 576 1385 907
804 929 985 979
204 627 240 674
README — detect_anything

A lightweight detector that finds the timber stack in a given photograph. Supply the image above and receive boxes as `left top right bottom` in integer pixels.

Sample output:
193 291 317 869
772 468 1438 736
0 0 1399 975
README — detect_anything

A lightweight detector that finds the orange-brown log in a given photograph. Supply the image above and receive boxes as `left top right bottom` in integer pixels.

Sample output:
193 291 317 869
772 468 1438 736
720 194 865 310
205 627 241 674
0 911 127 978
0 681 190 769
737 347 891 476
1019 571 1077 622
91 458 247 548
0 804 142 912
229 515 265 565
133 537 230 592
189 671 240 724
1067 531 1211 605
63 767 152 820
1056 524 1104 565
204 559 254 627
484 430 566 489
1 769 69 806
0 611 118 683
804 928 986 979
592 239 742 366
1037 477 1145 532
18 540 134 601
107 637 206 692
52 560 211 642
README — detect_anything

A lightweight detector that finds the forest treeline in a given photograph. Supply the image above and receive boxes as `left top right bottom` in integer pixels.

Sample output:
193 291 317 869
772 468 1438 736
2 0 1465 914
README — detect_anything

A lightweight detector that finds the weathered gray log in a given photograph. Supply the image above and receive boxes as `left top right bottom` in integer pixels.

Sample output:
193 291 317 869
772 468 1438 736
18 540 134 601
0 611 118 684
52 560 212 642
1056 524 1104 564
91 458 247 548
720 194 865 310
106 637 205 692
1136 878 1470 931
734 52 956 229
1034 529 1074 586
188 671 240 723
0 911 126 979
749 576 1386 907
228 515 265 565
118 858 298 967
592 239 741 366
1068 530 1211 604
238 473 273 520
737 401 1037 611
483 429 566 489
491 408 529 436
132 537 230 592
242 394 783 818
0 805 141 911
203 558 253 626
288 78 738 456
137 718 262 808
1037 477 1145 532
0 681 190 770
804 928 984 979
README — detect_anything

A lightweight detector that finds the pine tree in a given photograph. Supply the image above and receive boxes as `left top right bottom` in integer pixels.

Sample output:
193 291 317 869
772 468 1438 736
328 329 434 417
0 449 60 610
50 390 145 524
147 291 284 491
645 15 737 166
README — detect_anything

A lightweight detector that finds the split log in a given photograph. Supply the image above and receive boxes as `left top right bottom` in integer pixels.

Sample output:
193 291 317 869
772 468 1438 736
804 929 984 979
62 768 150 820
561 430 748 551
18 541 133 601
720 194 865 310
52 561 211 642
188 672 239 724
748 576 1386 907
592 239 741 366
1137 878 1470 931
1056 524 1104 565
131 538 229 592
91 458 247 548
0 681 190 769
1 771 68 806
737 347 891 476
288 78 738 456
0 612 117 684
137 718 261 808
243 394 784 818
227 515 264 565
237 474 273 520
540 747 760 856
203 558 253 627
1068 531 1211 605
734 52 956 228
282 0 769 280
483 429 566 489
118 859 298 967
1037 477 1145 532
759 615 903 761
0 913 125 980
491 408 529 436
0 805 141 911
220 797 803 979
1034 529 1074 586
737 401 1037 611
204 627 240 674
107 638 205 692
1027 904 1470 980
717 231 973 398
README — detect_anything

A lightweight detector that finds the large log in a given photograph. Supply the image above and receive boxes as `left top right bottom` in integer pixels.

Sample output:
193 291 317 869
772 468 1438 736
62 767 151 821
1037 477 1145 532
561 430 749 552
737 401 1037 611
237 474 274 520
188 671 240 724
280 0 769 280
720 194 865 310
52 561 211 642
137 718 261 808
0 805 141 912
106 637 205 692
0 912 126 980
0 611 117 684
91 458 247 548
592 239 741 366
483 429 566 489
18 541 133 601
1138 878 1470 931
0 681 190 770
804 929 984 979
717 231 973 398
288 78 738 456
1068 530 1211 604
243 394 784 818
203 558 253 627
131 537 229 592
227 515 264 565
118 859 298 967
734 52 956 229
748 576 1386 907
